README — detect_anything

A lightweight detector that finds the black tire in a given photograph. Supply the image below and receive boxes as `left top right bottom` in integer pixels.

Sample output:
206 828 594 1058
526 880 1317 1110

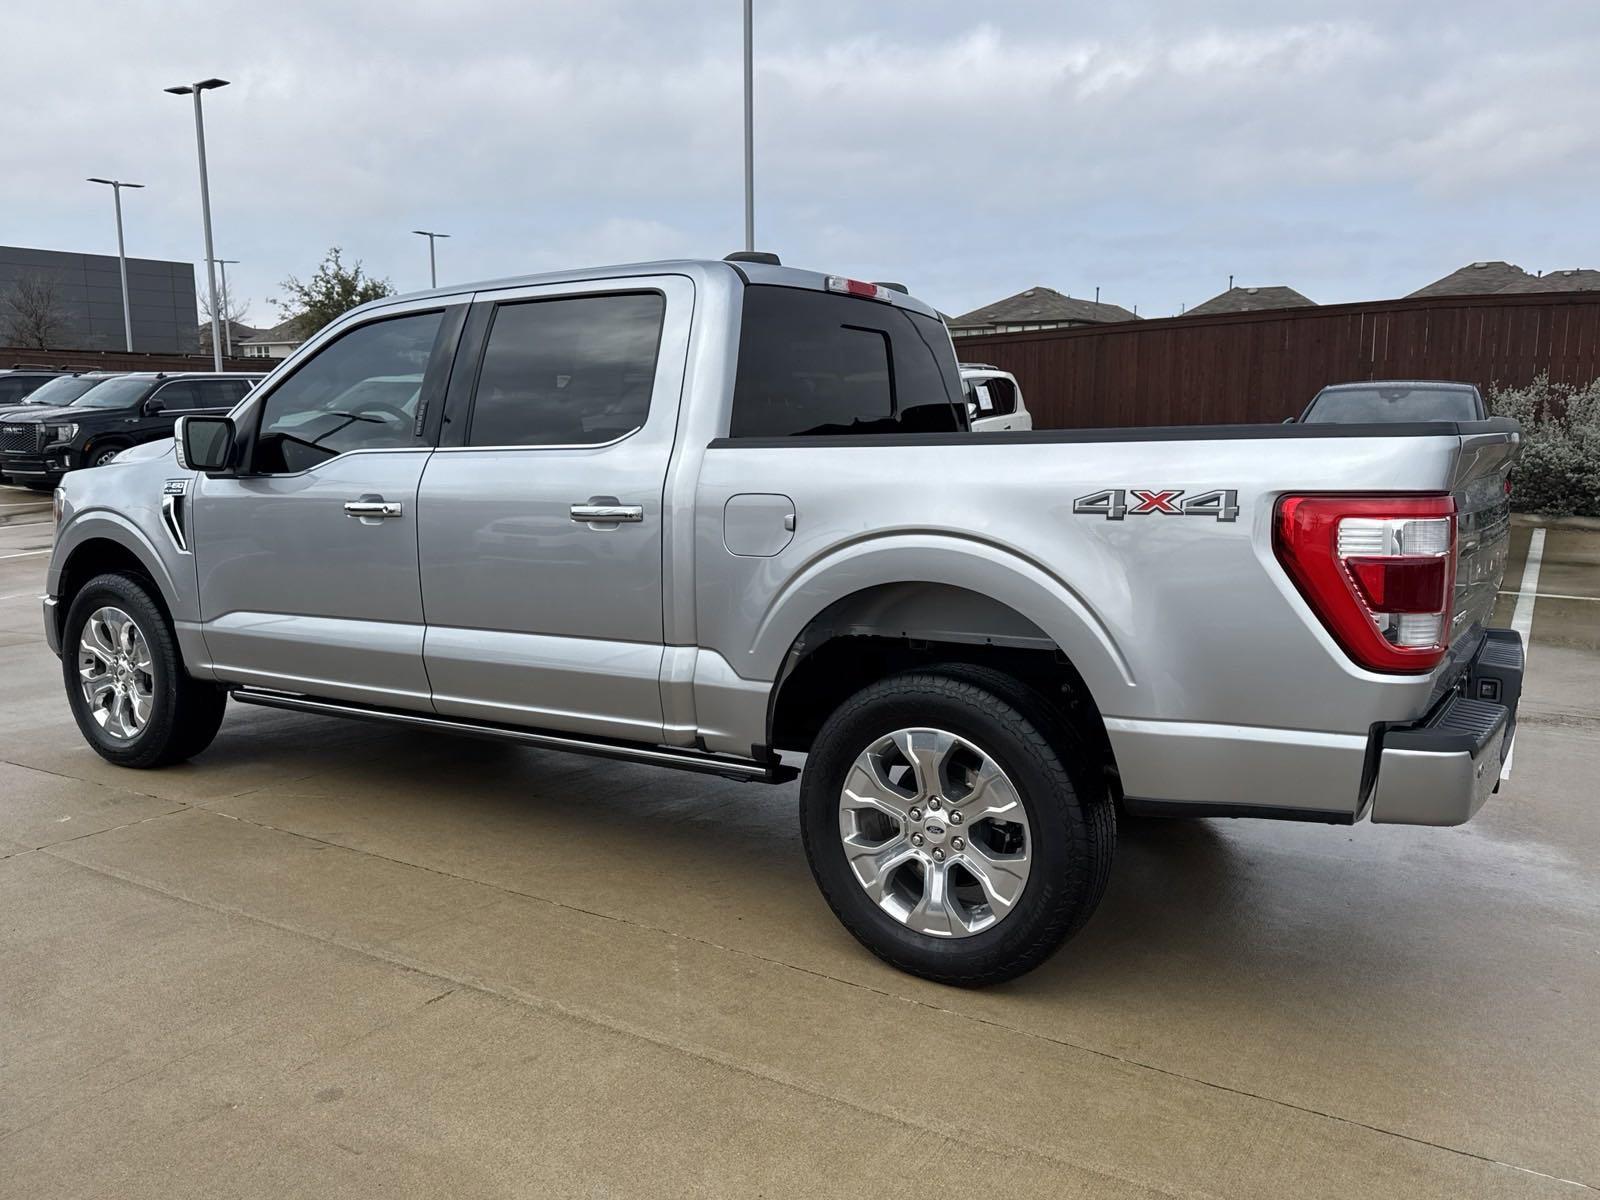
89 444 127 468
800 669 1116 986
61 572 227 768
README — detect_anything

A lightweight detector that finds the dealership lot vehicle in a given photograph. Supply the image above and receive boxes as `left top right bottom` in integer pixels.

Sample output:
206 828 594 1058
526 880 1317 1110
960 362 1032 430
0 371 260 486
2 373 125 482
42 257 1522 984
0 371 124 420
2 497 1597 1197
0 367 69 408
1297 379 1488 423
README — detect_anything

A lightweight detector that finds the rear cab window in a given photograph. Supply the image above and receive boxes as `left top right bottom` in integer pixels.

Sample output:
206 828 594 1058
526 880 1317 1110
729 285 965 437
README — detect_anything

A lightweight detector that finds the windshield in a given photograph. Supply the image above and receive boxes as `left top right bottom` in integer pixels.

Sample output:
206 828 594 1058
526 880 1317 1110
69 377 156 410
13 375 107 408
1303 385 1480 423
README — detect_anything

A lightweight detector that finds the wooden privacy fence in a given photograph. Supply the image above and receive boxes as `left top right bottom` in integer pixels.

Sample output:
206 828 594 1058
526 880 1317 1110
950 290 1600 428
2 345 265 374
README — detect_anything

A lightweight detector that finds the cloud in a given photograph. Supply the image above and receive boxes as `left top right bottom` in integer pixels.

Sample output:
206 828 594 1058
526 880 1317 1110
1 1 1596 320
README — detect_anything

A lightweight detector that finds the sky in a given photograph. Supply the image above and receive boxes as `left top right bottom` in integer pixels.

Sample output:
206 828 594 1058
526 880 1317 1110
2 0 1598 325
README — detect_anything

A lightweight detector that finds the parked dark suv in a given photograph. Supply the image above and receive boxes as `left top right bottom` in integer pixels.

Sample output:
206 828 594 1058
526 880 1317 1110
0 372 262 486
0 367 70 409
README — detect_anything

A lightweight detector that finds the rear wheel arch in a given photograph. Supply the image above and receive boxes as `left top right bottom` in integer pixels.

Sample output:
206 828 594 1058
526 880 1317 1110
767 582 1119 788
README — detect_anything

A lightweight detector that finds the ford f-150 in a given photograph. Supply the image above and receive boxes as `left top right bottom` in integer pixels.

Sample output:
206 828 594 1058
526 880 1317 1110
42 255 1523 984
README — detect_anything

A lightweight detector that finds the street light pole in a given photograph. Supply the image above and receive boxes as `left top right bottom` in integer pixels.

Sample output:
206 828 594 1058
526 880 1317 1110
411 230 450 288
165 78 230 371
743 0 754 252
86 177 145 352
216 259 240 357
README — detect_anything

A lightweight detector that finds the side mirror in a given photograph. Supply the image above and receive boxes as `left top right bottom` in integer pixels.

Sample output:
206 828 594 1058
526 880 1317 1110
143 397 166 415
966 401 980 421
175 414 236 475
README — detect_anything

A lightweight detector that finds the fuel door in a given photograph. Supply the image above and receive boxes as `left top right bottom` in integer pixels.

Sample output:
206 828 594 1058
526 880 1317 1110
723 493 795 558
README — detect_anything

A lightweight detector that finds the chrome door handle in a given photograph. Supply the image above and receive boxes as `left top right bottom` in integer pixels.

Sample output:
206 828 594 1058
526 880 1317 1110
569 504 643 524
344 498 403 519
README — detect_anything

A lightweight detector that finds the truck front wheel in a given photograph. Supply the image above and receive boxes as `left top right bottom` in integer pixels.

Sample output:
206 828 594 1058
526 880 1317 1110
61 572 228 768
800 670 1115 986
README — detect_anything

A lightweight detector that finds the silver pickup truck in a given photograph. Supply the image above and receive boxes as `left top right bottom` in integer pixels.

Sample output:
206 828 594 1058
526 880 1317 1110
42 256 1523 985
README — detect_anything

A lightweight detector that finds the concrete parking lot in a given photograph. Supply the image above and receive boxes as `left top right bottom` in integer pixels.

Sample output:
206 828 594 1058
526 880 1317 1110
1 482 1596 1198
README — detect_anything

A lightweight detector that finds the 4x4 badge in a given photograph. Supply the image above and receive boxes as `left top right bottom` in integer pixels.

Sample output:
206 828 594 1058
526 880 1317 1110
1073 488 1239 522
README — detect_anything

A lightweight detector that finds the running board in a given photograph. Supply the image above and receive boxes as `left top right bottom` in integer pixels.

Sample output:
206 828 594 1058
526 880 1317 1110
229 688 795 784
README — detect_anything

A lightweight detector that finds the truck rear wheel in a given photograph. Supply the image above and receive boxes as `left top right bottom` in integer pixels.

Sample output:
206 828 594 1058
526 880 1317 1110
800 669 1115 986
61 572 228 769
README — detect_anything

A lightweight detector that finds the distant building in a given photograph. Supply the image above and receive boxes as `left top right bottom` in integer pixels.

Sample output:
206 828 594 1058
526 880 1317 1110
949 286 1138 337
198 320 264 354
1408 261 1600 298
1498 268 1600 294
1408 261 1535 298
0 244 198 352
1186 285 1315 316
235 316 309 360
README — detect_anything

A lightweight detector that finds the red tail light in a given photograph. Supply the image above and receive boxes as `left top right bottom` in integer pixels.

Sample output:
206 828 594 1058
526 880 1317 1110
1275 495 1457 673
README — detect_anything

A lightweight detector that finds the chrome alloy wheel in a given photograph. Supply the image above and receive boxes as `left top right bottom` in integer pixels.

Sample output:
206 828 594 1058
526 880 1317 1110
838 727 1033 938
77 606 154 740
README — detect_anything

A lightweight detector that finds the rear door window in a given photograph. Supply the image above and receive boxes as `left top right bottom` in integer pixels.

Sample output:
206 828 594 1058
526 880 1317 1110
195 378 252 408
730 286 964 437
150 381 201 411
466 292 665 447
985 377 1018 417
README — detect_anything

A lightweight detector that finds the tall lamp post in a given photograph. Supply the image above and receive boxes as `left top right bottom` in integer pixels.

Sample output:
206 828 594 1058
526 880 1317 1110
411 230 449 288
165 78 230 371
86 177 145 352
215 258 240 357
743 0 754 251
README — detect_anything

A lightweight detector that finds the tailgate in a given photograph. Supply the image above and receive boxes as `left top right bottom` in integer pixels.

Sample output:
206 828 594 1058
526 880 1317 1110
1448 421 1519 644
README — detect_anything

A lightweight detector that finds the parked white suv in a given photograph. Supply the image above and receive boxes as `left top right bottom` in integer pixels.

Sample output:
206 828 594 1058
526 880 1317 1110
959 364 1031 431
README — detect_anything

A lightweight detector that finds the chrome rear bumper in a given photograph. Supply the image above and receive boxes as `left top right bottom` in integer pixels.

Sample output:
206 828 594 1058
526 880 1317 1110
1369 629 1523 826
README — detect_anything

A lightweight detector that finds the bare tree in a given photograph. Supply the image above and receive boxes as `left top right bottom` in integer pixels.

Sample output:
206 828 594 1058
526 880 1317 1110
199 279 251 336
2 274 67 349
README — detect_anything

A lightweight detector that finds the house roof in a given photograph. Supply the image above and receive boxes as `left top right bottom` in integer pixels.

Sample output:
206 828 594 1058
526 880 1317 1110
951 286 1138 328
198 319 263 348
1497 268 1600 294
1185 285 1315 316
238 316 311 345
1407 261 1534 298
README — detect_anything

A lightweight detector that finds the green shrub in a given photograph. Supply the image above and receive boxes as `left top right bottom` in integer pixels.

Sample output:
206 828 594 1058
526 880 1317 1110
1488 375 1600 517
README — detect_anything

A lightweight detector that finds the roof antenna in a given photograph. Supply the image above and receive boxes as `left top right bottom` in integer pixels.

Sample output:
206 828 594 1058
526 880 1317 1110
1095 286 1100 303
1228 273 1234 290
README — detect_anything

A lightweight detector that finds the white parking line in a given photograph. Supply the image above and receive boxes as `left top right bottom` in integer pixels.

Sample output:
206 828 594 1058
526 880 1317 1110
1496 589 1599 603
1501 526 1546 781
0 549 50 560
0 520 52 529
